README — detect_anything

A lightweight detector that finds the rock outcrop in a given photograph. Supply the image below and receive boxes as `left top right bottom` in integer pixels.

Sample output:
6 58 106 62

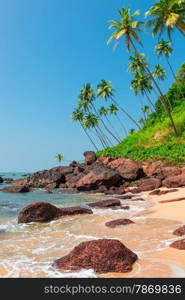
53 239 138 273
6 152 185 194
76 162 121 191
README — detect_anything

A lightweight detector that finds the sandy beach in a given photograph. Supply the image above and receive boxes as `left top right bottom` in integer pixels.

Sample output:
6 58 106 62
143 187 185 273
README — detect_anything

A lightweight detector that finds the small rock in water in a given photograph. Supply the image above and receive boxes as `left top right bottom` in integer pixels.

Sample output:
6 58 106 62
18 202 61 224
122 206 130 210
132 197 145 202
59 206 93 216
88 199 120 208
118 195 135 200
112 205 130 211
105 218 134 228
1 185 30 193
53 239 138 273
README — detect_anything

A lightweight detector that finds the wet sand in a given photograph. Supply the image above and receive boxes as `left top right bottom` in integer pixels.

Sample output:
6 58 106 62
0 189 185 278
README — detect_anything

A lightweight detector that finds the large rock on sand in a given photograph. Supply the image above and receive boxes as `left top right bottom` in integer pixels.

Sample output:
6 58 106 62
18 202 93 224
162 175 185 188
53 239 138 273
76 162 121 191
0 176 4 183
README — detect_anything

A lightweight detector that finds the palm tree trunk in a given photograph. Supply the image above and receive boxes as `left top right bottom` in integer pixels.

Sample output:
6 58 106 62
144 90 155 112
94 125 108 148
116 114 128 136
110 97 141 129
105 115 121 142
91 103 120 143
145 65 178 136
176 25 185 38
98 125 114 147
81 123 99 151
166 57 176 81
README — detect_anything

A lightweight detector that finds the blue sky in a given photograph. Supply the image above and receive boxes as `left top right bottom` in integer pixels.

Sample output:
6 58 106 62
0 0 184 172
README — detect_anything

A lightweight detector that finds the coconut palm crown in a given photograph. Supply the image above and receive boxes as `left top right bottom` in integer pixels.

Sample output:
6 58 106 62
107 7 144 52
97 80 115 100
145 0 185 39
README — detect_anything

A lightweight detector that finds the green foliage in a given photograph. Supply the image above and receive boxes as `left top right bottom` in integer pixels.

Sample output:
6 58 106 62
97 141 185 165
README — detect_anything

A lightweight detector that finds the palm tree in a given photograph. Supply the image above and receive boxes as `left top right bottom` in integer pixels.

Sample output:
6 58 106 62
109 104 128 136
152 64 167 80
55 153 64 163
145 0 185 39
130 71 155 111
97 79 141 129
99 106 121 141
155 40 177 79
79 83 120 144
107 8 144 52
72 108 99 151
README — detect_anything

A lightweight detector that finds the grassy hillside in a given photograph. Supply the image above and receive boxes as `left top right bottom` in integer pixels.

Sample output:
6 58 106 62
97 63 185 165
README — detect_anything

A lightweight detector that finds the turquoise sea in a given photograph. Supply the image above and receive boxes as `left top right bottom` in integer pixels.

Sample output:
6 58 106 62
0 172 98 219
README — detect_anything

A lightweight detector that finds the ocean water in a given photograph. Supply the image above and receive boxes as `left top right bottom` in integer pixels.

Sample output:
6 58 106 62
0 172 102 219
0 173 184 278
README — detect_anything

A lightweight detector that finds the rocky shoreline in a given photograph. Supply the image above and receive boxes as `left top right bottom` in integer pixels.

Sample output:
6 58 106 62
1 151 185 195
